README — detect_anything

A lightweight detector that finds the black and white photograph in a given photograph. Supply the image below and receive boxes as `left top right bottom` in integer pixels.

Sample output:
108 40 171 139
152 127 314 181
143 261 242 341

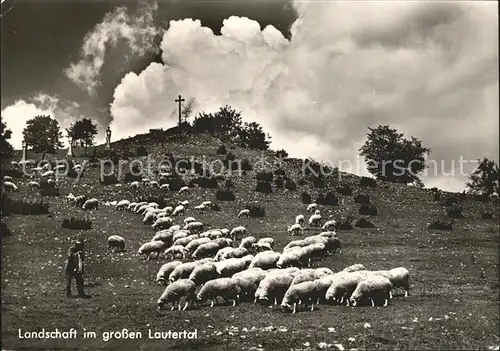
1 0 499 349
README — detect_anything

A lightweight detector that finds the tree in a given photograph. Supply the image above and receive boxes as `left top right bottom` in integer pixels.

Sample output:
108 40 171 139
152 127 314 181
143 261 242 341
181 97 197 123
239 122 270 150
0 120 13 158
192 105 243 139
466 157 499 196
359 125 431 185
23 115 63 159
66 118 98 155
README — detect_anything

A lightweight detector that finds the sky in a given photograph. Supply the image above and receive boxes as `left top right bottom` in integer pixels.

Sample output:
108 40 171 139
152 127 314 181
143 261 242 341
1 0 498 192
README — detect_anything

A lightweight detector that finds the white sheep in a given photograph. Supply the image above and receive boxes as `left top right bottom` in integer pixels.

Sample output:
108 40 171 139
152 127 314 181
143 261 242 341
230 226 247 240
148 202 159 208
133 202 147 212
173 234 199 247
160 183 170 190
257 237 274 247
308 213 322 227
152 229 174 246
149 180 159 188
290 268 329 286
219 247 250 261
318 231 336 238
115 200 130 211
169 224 181 232
172 230 190 242
202 200 212 208
371 267 410 297
215 256 253 277
350 275 393 307
82 198 99 211
214 247 234 261
156 261 183 285
188 262 219 285
325 271 371 305
342 264 367 273
276 249 307 269
165 245 188 260
41 170 54 178
126 202 137 211
138 241 166 260
194 204 206 213
201 229 224 239
130 181 140 189
213 237 232 248
178 186 190 194
28 180 40 189
255 273 294 305
72 195 87 208
239 236 257 250
281 281 318 313
192 242 221 259
295 214 305 225
322 219 337 231
283 239 308 251
152 217 173 231
169 262 200 282
287 223 304 236
157 279 197 311
182 216 196 225
2 181 18 192
185 237 211 253
107 235 125 252
172 205 185 216
238 209 250 218
3 175 12 181
143 211 158 225
251 242 273 253
183 221 204 233
249 251 281 270
307 203 317 212
232 268 267 300
179 200 190 208
196 278 239 307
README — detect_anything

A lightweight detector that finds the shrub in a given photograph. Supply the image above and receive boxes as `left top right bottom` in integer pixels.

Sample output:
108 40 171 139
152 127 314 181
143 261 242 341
124 164 143 183
472 194 490 203
284 179 297 191
245 204 265 218
67 168 83 179
336 184 353 196
216 144 227 155
62 216 92 230
256 171 273 182
211 203 221 211
255 181 273 194
359 204 378 216
432 191 441 201
223 152 240 171
224 179 235 188
446 205 464 219
428 219 453 230
355 218 375 228
241 158 253 172
302 158 323 177
275 149 288 158
336 216 355 230
354 194 371 205
216 189 236 201
301 191 312 204
481 211 493 219
360 176 377 188
440 196 458 207
167 176 186 192
274 177 284 189
0 220 13 237
316 191 339 206
39 180 60 197
190 176 218 189
298 178 308 186
312 176 324 188
136 145 148 157
100 174 119 185
274 168 286 177
7 198 50 215
0 167 24 179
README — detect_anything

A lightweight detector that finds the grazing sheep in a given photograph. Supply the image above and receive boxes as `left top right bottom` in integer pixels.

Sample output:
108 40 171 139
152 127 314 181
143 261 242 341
152 217 173 231
322 220 337 231
165 245 188 259
283 239 308 251
28 180 40 189
221 247 249 260
3 175 13 182
41 170 55 178
194 204 206 213
130 181 140 189
343 264 366 273
188 262 219 285
350 275 393 307
295 214 305 225
201 229 224 240
169 262 200 282
238 209 250 218
82 198 99 210
221 228 230 237
178 186 190 194
301 243 328 265
325 271 371 305
134 203 148 213
215 256 253 277
323 236 341 253
196 278 239 307
107 235 125 252
143 211 158 225
148 202 159 208
282 281 318 313
192 242 221 259
172 230 190 242
126 202 138 211
257 237 274 247
115 200 130 211
232 268 267 299
291 269 329 286
308 214 322 227
239 236 257 250
287 223 304 236
307 203 317 212
371 267 410 297
318 231 336 238
157 279 197 311
183 217 196 225
2 181 18 192
183 221 204 233
249 251 281 270
251 242 273 253
276 249 307 269
214 247 234 261
255 273 294 305
230 226 247 240
169 224 181 232
149 180 159 188
185 237 211 252
72 195 87 208
138 241 167 260
152 230 174 246
156 261 183 285
212 238 232 248
173 234 199 247
178 200 190 208
160 183 170 190
172 205 185 216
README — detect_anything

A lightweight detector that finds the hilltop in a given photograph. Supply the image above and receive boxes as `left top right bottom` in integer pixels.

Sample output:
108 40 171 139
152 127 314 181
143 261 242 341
1 131 499 350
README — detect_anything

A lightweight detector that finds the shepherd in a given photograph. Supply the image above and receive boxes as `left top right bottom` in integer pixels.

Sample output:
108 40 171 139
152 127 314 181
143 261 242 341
65 239 87 298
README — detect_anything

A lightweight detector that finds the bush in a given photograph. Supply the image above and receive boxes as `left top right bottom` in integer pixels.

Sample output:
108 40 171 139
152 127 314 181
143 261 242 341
39 181 60 197
241 158 253 172
0 220 13 237
1 167 24 179
136 145 148 157
440 196 459 207
284 179 297 191
245 204 265 218
336 216 355 230
255 181 273 194
481 211 493 219
446 205 464 218
7 198 50 215
274 168 286 177
428 219 453 230
274 177 284 189
224 179 235 188
432 191 441 201
275 149 288 158
100 174 119 185
360 176 377 188
166 176 186 192
67 168 83 179
216 144 227 155
355 218 375 228
336 184 353 196
312 176 324 188
316 191 339 206
62 216 92 230
124 164 143 183
223 152 240 171
354 194 371 205
302 158 323 177
216 189 236 201
190 176 218 189
359 204 378 216
298 178 308 186
472 194 490 203
301 191 312 204
256 171 273 182
211 203 221 211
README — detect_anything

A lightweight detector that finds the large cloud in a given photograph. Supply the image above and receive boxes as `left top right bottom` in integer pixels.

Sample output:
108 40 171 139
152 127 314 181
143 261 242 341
110 1 497 191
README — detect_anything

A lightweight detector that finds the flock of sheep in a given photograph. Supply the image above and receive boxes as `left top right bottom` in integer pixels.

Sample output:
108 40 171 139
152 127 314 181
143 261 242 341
102 196 410 314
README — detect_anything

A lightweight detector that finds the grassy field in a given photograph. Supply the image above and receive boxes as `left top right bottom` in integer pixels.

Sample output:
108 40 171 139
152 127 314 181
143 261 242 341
1 135 499 350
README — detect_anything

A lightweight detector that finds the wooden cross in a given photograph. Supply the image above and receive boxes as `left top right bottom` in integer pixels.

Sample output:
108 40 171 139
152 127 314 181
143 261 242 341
175 95 185 126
